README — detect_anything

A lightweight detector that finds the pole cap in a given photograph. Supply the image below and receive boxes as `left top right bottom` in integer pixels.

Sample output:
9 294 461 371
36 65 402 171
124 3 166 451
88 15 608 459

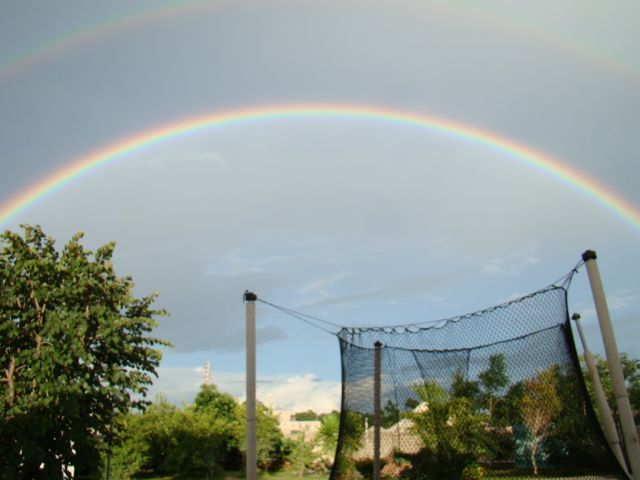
581 250 597 261
374 341 383 348
243 290 257 302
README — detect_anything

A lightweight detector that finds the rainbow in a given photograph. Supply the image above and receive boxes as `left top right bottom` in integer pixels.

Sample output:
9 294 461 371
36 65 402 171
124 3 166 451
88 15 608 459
1 103 639 232
0 0 210 83
1 1 638 84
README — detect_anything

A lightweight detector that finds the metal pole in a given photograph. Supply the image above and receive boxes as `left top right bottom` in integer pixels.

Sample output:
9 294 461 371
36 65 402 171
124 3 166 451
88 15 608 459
582 250 640 479
244 291 257 480
373 341 382 480
572 314 629 475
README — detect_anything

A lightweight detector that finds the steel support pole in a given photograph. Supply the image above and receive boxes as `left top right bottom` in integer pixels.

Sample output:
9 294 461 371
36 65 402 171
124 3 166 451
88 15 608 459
572 314 629 475
582 251 640 479
244 291 257 480
373 341 382 480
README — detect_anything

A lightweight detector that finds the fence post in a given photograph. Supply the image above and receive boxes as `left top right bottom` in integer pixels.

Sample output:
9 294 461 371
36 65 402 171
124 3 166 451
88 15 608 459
572 313 629 475
582 251 640 479
374 341 382 480
244 291 257 480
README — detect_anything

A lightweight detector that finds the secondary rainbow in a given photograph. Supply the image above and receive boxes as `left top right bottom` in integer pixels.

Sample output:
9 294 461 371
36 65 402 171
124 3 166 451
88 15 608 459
2 1 638 84
1 103 639 232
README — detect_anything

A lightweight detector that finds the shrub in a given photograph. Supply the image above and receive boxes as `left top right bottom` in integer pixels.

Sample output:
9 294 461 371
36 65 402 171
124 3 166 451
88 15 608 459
460 463 485 480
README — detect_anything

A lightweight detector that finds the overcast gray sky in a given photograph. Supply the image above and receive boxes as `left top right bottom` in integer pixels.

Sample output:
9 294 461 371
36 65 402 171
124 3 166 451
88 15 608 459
1 0 639 410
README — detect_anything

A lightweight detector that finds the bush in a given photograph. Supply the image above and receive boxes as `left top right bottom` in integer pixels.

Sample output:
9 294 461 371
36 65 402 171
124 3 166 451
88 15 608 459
460 463 485 480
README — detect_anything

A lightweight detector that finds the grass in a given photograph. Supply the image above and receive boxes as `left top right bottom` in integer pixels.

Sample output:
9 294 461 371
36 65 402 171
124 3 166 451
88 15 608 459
136 471 327 480
137 474 613 480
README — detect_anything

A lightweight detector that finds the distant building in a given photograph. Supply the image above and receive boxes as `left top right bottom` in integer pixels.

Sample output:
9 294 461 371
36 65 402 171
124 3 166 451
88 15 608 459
275 410 322 440
355 418 423 459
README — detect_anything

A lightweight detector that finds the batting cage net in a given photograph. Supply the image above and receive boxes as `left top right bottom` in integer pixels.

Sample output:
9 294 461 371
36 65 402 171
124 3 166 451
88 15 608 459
330 285 629 480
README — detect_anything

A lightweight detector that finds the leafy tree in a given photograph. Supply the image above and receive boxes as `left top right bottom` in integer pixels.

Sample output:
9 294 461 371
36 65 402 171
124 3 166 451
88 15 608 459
288 431 319 477
317 411 340 456
120 393 234 478
293 409 319 421
493 381 525 427
194 383 239 422
407 381 491 479
98 412 147 480
331 411 365 480
520 367 562 475
162 408 228 477
131 395 180 474
451 369 482 406
381 399 401 428
193 384 242 469
590 353 640 426
0 225 170 479
233 402 287 471
478 354 509 419
404 397 419 409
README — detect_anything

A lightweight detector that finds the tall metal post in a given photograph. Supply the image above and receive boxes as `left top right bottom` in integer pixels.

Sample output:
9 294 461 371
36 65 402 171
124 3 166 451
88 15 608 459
373 341 382 480
582 250 640 479
572 314 628 474
244 291 257 480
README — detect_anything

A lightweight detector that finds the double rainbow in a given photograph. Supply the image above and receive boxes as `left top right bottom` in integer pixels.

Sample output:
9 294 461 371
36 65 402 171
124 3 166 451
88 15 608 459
1 103 638 232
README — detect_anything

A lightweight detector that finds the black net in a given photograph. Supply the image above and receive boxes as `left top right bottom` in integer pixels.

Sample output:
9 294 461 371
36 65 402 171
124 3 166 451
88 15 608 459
331 286 628 480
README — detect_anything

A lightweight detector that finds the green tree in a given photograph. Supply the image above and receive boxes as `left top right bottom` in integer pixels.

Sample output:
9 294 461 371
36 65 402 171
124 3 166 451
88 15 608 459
381 399 401 428
193 383 242 469
98 412 147 480
451 369 481 405
407 381 491 479
317 411 340 456
591 353 640 426
293 409 319 421
234 402 287 471
330 411 365 480
123 394 233 478
194 383 239 422
162 408 228 477
493 381 525 427
0 225 170 479
478 354 509 419
288 431 319 477
132 395 181 474
520 367 562 475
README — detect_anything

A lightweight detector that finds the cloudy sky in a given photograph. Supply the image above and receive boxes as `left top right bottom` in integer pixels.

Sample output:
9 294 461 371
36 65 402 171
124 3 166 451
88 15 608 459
1 0 639 412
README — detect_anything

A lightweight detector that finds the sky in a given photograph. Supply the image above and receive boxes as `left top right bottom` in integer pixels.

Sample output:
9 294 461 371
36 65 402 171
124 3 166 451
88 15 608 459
1 0 639 413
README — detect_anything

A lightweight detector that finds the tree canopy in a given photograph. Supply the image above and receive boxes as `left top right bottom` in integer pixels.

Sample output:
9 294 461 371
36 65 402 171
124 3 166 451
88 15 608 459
0 225 170 478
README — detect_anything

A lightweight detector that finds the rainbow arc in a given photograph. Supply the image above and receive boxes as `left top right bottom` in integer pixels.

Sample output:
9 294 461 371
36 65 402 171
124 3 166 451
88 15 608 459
1 103 638 233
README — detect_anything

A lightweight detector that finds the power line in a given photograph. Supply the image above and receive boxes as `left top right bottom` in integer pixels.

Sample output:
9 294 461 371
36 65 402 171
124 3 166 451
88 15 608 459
256 298 343 335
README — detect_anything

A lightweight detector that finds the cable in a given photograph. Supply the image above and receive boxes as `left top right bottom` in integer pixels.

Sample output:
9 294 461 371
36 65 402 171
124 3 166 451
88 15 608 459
551 259 584 290
255 261 584 334
256 298 342 335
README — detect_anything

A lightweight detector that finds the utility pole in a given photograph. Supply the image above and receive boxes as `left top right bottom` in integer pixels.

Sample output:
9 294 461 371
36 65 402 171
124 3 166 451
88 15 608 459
582 250 640 479
244 291 258 480
373 341 382 480
571 313 628 475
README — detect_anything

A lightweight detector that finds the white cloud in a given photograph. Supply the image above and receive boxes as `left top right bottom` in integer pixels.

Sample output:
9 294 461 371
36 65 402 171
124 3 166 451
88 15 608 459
148 368 340 413
605 288 640 310
257 374 341 413
483 249 540 278
573 288 640 321
297 273 352 304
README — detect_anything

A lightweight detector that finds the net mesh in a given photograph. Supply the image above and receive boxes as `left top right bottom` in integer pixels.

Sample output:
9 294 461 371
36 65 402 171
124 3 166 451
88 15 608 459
330 286 628 480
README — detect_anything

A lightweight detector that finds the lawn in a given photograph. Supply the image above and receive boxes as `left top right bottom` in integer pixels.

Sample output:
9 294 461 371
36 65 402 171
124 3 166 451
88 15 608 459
137 474 616 480
137 472 327 480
